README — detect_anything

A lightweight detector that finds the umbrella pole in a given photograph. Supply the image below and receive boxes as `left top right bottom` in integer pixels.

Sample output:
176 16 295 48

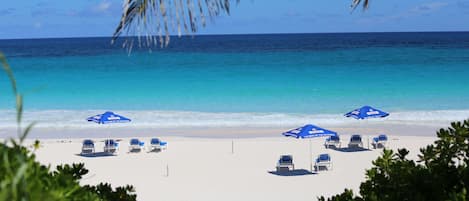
309 139 312 172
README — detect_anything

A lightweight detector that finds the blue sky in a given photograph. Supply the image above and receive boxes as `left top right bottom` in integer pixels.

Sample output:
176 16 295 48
0 0 468 39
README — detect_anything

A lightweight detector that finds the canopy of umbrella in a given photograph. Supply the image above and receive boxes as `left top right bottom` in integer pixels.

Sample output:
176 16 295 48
87 111 131 124
344 105 389 120
283 124 337 138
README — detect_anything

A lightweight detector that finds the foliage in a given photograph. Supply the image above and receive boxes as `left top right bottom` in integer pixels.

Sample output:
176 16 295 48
319 120 469 201
113 0 239 49
351 0 369 11
0 52 137 201
113 0 370 49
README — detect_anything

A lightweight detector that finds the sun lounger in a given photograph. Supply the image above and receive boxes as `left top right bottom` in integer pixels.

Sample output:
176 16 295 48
314 153 332 171
149 138 167 151
129 138 144 152
104 139 118 154
348 134 363 148
276 155 294 171
81 139 95 154
324 135 341 148
371 134 388 149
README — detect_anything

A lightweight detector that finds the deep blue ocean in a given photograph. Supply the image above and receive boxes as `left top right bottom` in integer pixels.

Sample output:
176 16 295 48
1 32 469 128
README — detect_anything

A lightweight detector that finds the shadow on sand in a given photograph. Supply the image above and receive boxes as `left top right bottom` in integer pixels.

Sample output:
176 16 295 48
268 169 316 176
76 152 116 158
147 149 162 153
327 145 371 152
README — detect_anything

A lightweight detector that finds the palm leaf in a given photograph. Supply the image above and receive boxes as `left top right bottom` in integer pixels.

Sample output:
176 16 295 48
112 0 368 49
112 0 238 49
0 53 17 95
351 0 369 11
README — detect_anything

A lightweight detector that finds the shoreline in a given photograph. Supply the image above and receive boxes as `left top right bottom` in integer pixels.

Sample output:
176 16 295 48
0 123 442 139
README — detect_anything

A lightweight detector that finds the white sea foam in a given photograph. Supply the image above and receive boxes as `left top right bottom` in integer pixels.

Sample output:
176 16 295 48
1 109 469 129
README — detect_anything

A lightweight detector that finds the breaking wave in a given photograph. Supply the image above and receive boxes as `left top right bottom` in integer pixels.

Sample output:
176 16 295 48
1 109 469 129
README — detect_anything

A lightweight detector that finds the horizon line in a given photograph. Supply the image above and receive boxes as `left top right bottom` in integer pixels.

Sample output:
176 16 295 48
1 30 468 41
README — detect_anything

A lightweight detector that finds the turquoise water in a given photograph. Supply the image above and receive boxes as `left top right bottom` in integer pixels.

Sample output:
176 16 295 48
1 33 469 128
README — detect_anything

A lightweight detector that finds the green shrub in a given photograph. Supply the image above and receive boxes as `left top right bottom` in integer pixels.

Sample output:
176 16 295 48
320 120 469 201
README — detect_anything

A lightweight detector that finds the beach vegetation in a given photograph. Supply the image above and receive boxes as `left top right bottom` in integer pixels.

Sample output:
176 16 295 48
319 120 469 201
0 53 137 201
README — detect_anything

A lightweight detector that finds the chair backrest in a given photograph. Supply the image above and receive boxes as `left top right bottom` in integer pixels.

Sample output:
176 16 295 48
130 139 140 145
105 139 115 146
83 139 94 146
318 154 331 161
151 138 160 145
378 135 388 141
351 135 362 142
280 155 293 164
329 135 340 141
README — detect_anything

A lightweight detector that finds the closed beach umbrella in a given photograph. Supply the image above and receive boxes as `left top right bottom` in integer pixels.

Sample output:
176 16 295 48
283 124 337 171
345 106 389 148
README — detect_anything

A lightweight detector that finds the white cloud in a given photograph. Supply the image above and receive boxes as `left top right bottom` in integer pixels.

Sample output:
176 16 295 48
94 1 112 12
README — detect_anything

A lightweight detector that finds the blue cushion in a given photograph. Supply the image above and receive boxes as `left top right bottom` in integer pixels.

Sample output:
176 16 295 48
280 155 292 163
130 139 139 145
351 135 362 141
329 136 340 141
378 135 388 141
317 154 330 162
151 138 160 144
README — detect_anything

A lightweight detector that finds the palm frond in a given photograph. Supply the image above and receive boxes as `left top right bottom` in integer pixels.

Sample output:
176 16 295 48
112 0 367 50
351 0 369 11
112 0 236 49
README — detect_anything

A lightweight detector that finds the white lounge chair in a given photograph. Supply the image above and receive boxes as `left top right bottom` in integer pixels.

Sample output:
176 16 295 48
372 134 388 149
104 139 118 154
149 138 167 151
325 135 341 148
276 155 294 171
129 138 144 152
81 139 95 154
348 134 363 148
314 153 332 171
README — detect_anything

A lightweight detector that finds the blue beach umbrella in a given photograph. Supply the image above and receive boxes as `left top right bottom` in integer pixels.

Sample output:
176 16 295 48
345 105 389 120
283 124 337 139
87 111 131 124
87 111 131 140
283 124 337 171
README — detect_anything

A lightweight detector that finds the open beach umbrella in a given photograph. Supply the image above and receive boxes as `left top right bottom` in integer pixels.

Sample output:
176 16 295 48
344 106 389 148
87 111 131 124
283 124 337 171
345 105 389 120
87 111 131 140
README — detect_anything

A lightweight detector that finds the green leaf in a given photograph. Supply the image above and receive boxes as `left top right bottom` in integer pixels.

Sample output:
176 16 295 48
20 122 36 144
0 52 18 95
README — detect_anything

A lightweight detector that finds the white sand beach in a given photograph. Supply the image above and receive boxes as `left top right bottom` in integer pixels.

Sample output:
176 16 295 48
26 127 437 201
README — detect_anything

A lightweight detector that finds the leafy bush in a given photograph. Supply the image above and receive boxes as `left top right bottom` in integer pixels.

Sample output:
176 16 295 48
0 52 137 201
319 120 469 201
